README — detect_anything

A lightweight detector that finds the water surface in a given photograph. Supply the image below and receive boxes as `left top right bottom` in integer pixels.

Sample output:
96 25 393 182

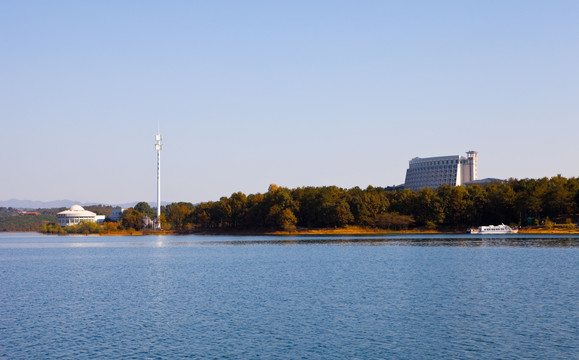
0 233 577 359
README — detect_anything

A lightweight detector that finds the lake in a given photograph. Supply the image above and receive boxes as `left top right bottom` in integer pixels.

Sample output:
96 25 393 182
0 233 577 359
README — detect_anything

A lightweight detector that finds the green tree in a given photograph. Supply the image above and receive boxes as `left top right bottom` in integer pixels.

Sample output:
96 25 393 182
292 187 321 228
134 202 156 218
346 186 390 226
243 193 267 228
84 205 114 217
388 189 416 217
279 208 298 231
325 199 354 227
438 185 470 227
40 222 66 234
190 202 214 228
266 205 298 231
542 175 576 219
264 185 299 229
228 192 248 228
484 182 516 224
376 212 414 230
73 221 101 235
165 203 191 230
121 208 143 230
315 186 353 228
412 188 444 226
511 178 546 225
465 184 487 225
346 187 371 225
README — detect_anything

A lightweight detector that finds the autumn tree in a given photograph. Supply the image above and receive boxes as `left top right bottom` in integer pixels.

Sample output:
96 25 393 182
121 208 144 230
165 203 192 230
133 176 579 232
265 185 298 230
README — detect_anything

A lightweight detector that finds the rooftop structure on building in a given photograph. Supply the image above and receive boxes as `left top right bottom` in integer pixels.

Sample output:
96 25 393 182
57 205 105 227
404 151 478 191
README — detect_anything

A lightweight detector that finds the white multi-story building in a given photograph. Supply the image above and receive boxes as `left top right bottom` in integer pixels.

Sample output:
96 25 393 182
57 205 105 227
404 151 478 191
109 207 125 222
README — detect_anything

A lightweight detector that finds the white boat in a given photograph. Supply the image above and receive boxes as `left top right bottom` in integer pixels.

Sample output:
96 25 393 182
467 224 518 234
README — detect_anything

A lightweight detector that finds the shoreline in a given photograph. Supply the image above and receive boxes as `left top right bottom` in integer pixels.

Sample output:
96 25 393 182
21 225 579 236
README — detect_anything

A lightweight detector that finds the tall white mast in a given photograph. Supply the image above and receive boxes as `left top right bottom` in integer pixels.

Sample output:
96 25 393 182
155 133 162 229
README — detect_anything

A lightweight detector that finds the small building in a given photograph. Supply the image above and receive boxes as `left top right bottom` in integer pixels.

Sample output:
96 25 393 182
57 205 105 227
109 207 125 222
142 216 154 229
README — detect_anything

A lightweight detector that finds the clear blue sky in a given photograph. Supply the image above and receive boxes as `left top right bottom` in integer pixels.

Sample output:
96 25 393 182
1 1 578 205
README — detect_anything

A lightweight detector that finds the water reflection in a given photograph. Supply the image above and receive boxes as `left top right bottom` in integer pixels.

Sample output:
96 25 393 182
202 236 579 248
0 233 577 248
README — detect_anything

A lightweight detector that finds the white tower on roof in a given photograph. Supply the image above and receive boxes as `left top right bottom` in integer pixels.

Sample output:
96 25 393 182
155 133 162 229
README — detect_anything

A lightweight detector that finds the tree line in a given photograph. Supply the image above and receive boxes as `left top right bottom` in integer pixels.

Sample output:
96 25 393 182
0 205 113 232
7 175 578 233
130 176 579 232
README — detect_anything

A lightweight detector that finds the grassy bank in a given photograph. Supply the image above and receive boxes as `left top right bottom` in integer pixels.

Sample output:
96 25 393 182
187 225 579 236
518 227 578 234
34 225 579 236
268 226 442 236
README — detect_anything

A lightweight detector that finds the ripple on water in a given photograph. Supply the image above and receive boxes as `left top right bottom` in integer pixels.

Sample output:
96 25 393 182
0 234 577 359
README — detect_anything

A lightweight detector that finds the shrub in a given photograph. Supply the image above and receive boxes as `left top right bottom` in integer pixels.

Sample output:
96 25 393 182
424 221 437 230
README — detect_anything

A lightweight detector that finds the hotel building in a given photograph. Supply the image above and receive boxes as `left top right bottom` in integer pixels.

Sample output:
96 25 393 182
404 151 478 191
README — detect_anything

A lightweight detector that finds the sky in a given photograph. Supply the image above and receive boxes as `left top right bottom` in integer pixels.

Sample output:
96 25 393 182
1 1 578 205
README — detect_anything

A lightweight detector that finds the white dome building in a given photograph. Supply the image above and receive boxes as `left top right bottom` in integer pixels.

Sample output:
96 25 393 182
57 205 105 227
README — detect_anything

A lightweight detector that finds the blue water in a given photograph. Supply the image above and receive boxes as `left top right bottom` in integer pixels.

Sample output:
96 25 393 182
0 233 577 359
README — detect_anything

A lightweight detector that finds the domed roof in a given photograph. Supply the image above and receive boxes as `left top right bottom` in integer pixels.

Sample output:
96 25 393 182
70 205 85 211
57 205 96 218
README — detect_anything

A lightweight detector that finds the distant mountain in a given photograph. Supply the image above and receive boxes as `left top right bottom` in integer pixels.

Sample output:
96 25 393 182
0 199 169 209
0 199 79 209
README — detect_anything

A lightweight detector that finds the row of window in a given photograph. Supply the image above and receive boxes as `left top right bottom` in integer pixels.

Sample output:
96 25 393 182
59 217 96 224
406 174 458 180
411 159 460 165
407 176 457 181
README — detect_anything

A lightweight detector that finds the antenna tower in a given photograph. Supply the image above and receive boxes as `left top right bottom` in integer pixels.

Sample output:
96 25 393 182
155 133 162 229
